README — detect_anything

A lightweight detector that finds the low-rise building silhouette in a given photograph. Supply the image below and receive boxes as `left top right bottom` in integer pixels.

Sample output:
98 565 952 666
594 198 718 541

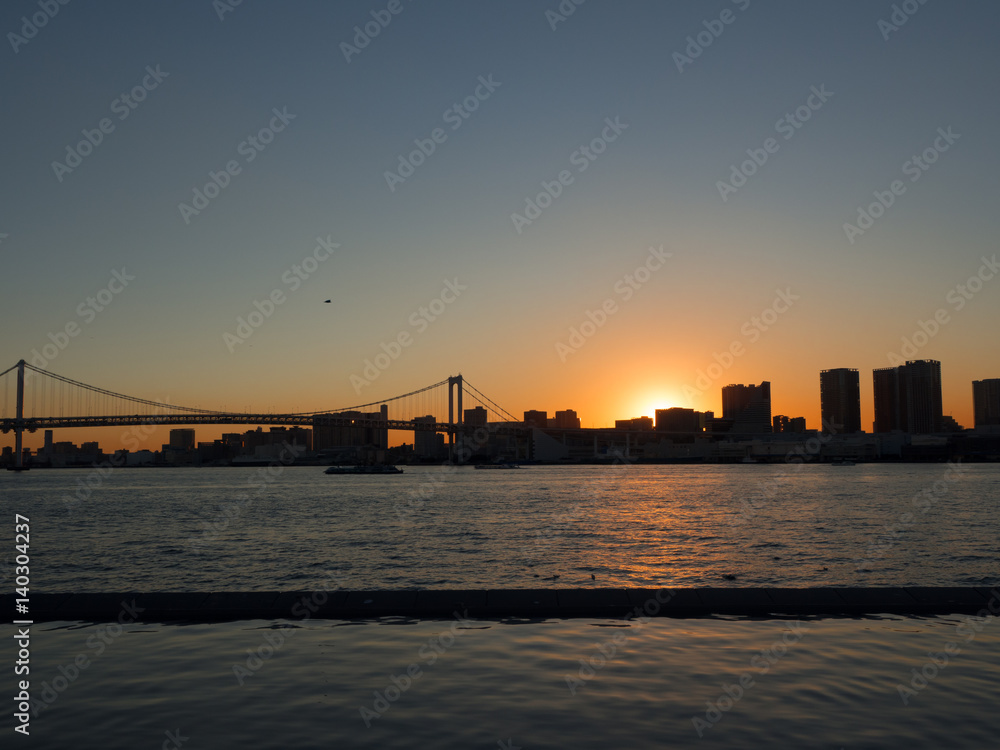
523 410 548 428
413 415 445 459
615 416 653 431
773 415 806 433
464 406 488 427
313 405 388 450
169 429 195 450
655 408 702 433
552 409 581 429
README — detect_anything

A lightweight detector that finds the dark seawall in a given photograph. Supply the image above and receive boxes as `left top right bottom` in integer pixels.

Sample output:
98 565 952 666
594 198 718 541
7 587 999 623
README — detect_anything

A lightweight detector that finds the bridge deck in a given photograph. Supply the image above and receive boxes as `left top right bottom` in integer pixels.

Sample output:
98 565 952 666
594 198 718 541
0 414 526 432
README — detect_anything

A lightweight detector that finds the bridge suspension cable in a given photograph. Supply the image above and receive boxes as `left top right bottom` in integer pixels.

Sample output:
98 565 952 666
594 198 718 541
22 363 227 414
462 378 520 423
288 378 451 417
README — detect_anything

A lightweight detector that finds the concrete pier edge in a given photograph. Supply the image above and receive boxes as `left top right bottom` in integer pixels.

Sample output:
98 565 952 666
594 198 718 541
6 587 1000 623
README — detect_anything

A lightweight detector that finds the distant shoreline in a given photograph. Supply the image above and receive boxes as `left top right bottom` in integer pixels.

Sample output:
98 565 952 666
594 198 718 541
6 456 999 470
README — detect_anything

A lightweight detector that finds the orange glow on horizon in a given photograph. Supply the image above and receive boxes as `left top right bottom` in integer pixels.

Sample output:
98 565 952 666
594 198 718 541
0 356 986 452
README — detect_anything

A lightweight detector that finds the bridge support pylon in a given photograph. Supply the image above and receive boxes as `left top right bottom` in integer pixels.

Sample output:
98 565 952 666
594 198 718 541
447 374 463 464
12 359 26 471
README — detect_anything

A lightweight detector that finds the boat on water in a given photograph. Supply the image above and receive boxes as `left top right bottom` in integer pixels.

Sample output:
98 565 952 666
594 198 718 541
474 463 521 470
324 464 404 475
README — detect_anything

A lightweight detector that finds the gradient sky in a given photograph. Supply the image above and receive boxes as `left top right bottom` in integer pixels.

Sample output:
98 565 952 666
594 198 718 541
2 0 998 450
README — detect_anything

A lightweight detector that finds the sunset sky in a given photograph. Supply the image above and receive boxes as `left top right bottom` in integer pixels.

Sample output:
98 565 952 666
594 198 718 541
2 0 998 451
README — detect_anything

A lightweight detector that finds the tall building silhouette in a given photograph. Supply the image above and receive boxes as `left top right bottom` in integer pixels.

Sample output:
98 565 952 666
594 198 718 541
820 368 861 433
721 382 771 433
872 360 942 434
905 360 943 433
973 378 1000 428
872 367 900 432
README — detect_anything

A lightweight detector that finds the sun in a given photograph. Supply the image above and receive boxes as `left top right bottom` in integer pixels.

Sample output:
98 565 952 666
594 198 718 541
616 383 693 424
636 393 676 418
634 386 695 419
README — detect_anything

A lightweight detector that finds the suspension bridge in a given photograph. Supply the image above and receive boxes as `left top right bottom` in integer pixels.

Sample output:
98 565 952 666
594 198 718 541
0 360 525 470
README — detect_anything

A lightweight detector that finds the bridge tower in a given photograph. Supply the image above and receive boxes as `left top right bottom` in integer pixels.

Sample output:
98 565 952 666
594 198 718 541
447 374 463 463
12 359 26 471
